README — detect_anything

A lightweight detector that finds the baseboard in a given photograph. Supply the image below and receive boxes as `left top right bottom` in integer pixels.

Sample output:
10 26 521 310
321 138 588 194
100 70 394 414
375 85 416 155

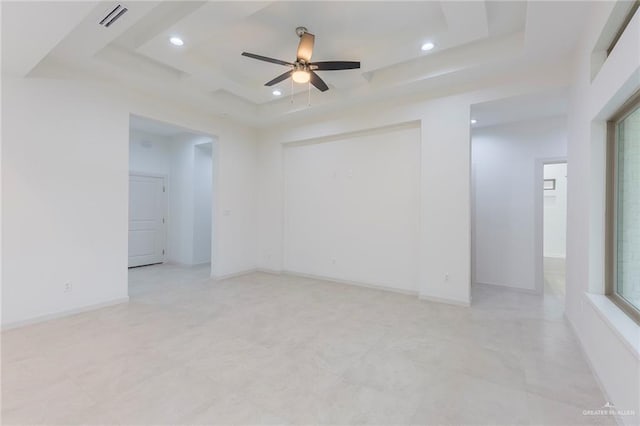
474 281 540 294
282 270 419 296
2 297 130 331
419 294 471 307
165 260 210 267
216 268 418 297
212 268 258 280
255 268 283 275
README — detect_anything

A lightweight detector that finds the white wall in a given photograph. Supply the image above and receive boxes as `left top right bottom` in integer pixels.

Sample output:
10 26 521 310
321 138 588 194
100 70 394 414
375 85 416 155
472 117 567 291
129 129 172 175
565 3 640 424
166 133 195 265
257 64 571 306
166 133 213 265
543 162 567 259
193 143 213 265
2 79 129 326
2 76 257 327
283 124 420 293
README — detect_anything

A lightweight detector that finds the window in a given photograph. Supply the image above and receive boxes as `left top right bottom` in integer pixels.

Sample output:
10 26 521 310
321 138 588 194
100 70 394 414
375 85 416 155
608 93 640 323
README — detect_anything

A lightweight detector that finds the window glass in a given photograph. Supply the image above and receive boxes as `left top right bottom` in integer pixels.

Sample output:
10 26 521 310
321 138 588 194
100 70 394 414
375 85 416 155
616 105 640 312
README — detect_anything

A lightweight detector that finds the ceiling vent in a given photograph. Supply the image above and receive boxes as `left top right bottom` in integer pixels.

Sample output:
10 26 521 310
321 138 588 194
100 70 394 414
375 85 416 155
99 4 128 27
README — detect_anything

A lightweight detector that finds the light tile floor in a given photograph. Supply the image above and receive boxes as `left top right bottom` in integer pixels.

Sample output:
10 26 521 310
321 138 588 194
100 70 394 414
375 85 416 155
544 257 566 298
2 264 615 425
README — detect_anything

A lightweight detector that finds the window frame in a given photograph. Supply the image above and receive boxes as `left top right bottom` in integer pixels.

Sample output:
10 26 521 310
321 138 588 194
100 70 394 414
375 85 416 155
606 91 640 325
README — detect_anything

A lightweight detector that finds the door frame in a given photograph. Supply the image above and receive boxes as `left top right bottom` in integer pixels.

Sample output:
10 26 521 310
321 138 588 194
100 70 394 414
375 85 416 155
128 113 220 279
128 171 168 267
534 157 567 294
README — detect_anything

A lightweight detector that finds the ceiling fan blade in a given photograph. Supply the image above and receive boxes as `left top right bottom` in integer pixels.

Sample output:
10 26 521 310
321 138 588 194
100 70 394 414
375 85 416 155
265 70 293 86
309 71 329 92
241 52 293 66
311 61 360 71
297 32 315 62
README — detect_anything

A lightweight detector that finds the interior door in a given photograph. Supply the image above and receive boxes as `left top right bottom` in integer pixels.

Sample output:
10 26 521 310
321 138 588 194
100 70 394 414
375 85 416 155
128 174 166 267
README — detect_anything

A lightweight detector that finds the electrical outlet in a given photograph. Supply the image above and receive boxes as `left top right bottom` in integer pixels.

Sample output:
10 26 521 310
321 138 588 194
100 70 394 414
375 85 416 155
331 258 337 265
64 282 73 293
444 273 449 282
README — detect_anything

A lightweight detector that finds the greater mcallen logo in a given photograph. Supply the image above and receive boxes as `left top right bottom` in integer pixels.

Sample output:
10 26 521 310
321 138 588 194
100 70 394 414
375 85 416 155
582 402 636 417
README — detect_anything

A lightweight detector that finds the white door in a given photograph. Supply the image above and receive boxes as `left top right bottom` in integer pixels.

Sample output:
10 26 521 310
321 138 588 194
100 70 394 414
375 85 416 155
128 174 166 267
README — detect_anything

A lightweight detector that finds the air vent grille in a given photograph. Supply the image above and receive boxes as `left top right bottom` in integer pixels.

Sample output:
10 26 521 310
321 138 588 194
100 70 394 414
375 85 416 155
99 4 128 27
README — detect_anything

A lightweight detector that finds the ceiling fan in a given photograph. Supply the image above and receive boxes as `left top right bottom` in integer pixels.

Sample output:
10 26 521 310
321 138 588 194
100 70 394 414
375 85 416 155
241 27 360 92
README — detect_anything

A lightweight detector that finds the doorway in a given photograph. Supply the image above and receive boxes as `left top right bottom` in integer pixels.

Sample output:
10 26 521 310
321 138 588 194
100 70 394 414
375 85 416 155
542 162 567 297
127 114 216 278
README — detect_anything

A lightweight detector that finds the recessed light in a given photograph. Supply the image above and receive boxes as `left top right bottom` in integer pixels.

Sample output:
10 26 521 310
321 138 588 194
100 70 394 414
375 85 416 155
169 36 184 46
272 89 282 96
421 42 435 51
471 119 477 124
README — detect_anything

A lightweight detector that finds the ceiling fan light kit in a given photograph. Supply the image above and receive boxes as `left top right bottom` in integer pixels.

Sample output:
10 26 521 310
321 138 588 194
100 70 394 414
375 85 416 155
292 70 310 84
241 26 360 100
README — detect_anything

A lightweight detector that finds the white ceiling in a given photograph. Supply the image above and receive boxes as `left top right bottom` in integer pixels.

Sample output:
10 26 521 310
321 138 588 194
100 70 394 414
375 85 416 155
2 1 590 126
471 89 569 128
